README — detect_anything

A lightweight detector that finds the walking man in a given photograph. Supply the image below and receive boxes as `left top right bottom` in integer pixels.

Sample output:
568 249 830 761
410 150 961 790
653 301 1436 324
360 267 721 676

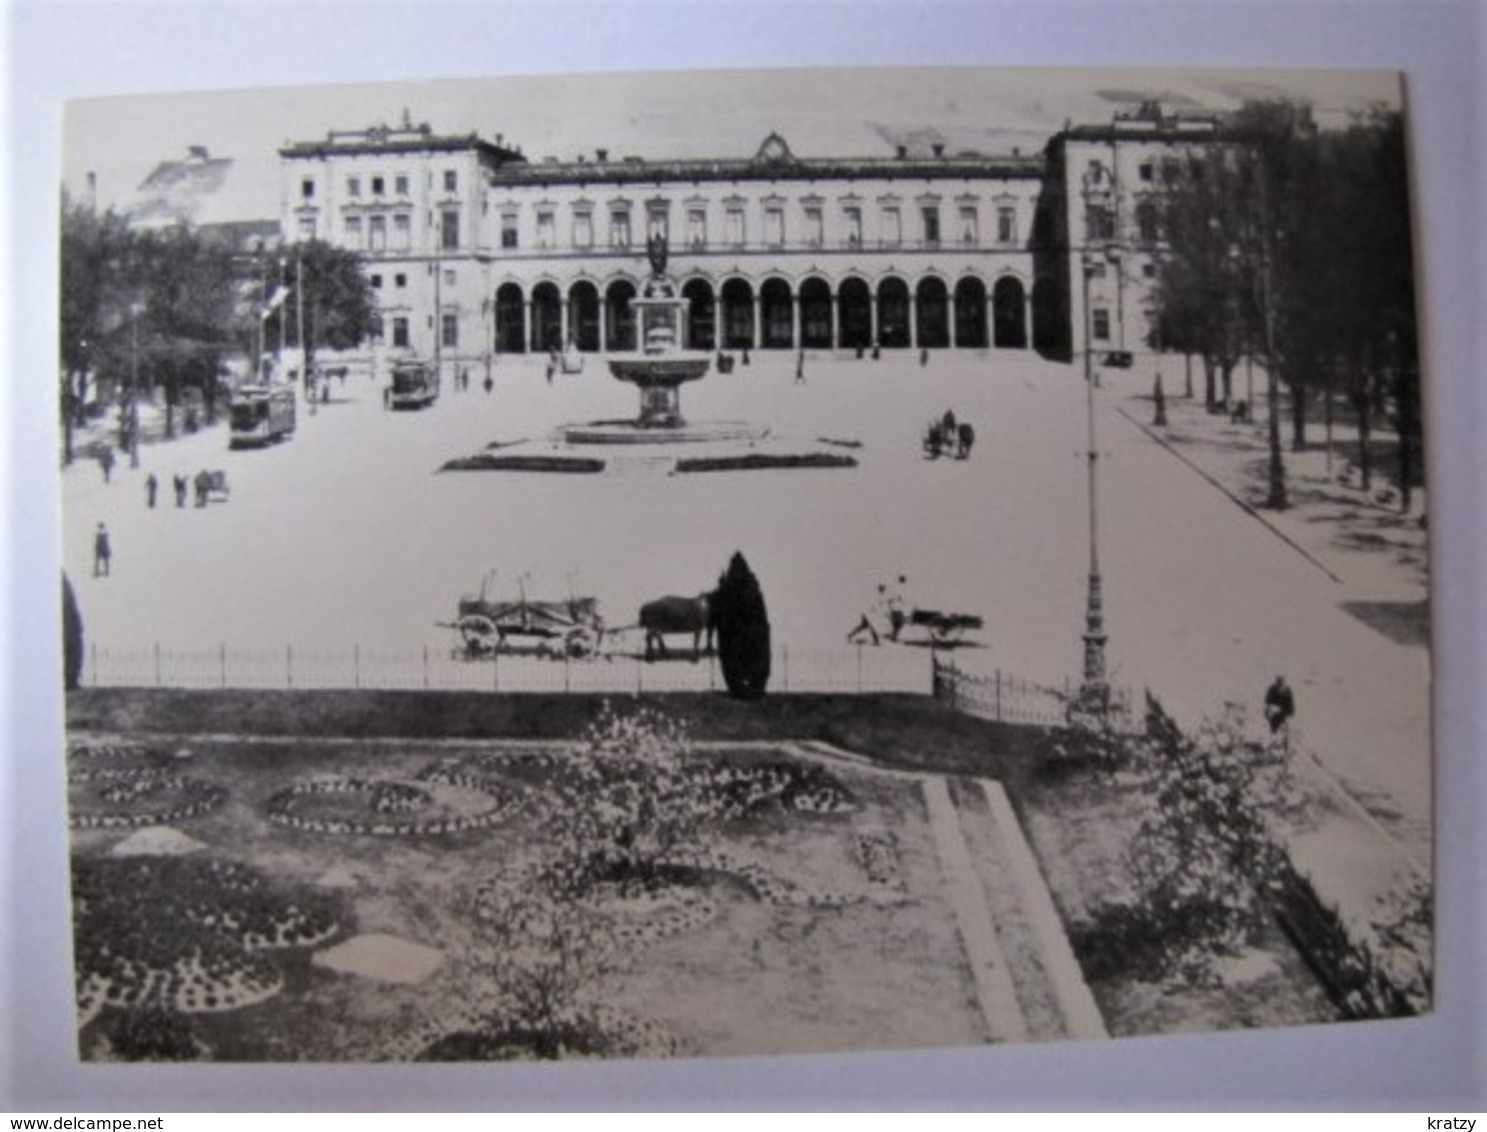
145 472 158 509
93 523 111 577
173 473 188 508
847 584 888 646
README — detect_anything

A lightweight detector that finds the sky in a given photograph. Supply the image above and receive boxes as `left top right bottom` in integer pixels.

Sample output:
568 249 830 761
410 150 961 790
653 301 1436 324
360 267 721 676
62 65 1405 223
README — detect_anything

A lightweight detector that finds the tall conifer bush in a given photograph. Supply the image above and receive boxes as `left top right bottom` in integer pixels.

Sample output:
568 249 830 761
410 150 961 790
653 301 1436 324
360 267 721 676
714 552 770 700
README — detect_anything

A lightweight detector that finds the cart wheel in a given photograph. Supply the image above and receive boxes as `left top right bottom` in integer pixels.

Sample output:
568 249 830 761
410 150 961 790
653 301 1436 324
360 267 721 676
458 614 498 652
565 628 594 659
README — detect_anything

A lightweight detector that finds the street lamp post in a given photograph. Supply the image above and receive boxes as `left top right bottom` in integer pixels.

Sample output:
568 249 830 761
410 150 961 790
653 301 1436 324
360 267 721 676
1079 251 1110 713
127 300 143 468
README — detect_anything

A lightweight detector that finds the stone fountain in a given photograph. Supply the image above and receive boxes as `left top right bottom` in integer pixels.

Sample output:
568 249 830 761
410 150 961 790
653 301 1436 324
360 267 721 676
443 234 858 474
560 235 761 445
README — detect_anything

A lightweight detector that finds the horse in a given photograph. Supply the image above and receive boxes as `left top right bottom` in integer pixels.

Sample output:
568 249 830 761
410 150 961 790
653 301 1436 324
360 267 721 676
640 592 715 662
956 422 975 460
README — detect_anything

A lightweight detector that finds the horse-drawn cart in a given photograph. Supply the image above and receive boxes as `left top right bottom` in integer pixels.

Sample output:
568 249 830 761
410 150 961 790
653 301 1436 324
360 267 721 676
907 608 984 647
446 581 604 659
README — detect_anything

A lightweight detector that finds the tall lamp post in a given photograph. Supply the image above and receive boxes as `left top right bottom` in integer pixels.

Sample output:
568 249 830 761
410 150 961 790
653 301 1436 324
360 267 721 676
127 300 143 468
1079 250 1112 713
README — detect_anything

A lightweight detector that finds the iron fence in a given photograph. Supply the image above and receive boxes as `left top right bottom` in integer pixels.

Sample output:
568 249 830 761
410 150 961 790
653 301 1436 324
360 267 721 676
83 640 934 696
931 653 1138 732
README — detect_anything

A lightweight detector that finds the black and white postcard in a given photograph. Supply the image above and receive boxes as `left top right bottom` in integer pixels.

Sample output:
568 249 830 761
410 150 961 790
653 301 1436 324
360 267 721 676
56 65 1433 1066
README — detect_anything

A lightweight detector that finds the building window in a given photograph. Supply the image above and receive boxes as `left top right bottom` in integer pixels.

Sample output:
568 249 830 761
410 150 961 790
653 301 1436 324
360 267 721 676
370 274 382 289
1092 308 1111 341
537 210 556 248
726 206 745 247
921 205 940 246
881 206 901 247
443 169 458 192
344 216 363 248
647 209 668 243
1136 200 1160 243
297 216 316 240
395 273 407 288
347 176 361 198
372 176 385 196
843 205 862 247
1142 262 1157 278
441 209 460 250
369 214 387 252
996 206 1016 244
573 212 593 248
301 178 315 200
1086 205 1115 243
369 315 384 342
443 268 456 286
1139 162 1154 182
764 206 784 247
393 214 411 250
1161 158 1181 184
501 214 519 249
959 206 979 245
609 209 632 249
803 205 823 247
686 207 706 250
392 317 410 348
442 313 459 349
395 174 409 196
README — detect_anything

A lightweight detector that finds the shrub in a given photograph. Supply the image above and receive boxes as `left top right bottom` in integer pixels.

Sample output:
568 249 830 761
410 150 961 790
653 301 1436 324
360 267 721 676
62 571 83 691
1126 699 1303 973
713 552 770 700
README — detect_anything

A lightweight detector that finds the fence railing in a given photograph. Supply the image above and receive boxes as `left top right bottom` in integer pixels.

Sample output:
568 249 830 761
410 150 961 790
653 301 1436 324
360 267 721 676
931 653 1139 732
83 640 934 696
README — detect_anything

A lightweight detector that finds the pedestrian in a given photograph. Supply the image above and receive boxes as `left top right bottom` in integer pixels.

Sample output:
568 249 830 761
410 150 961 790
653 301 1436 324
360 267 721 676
98 446 115 484
846 585 887 646
942 409 957 445
173 474 187 508
1264 675 1296 736
194 470 209 508
145 472 158 509
484 374 494 396
795 349 806 384
460 367 469 392
920 346 930 367
93 523 111 578
886 575 909 642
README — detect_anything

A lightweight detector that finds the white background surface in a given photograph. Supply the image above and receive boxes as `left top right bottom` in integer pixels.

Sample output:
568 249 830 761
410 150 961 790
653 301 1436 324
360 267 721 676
3 0 1484 1111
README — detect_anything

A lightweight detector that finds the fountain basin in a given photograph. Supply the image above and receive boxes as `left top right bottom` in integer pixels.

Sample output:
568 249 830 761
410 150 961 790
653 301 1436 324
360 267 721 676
558 419 767 446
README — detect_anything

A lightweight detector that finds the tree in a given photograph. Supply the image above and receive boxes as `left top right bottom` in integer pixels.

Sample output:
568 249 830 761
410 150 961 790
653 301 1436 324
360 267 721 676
713 552 771 700
60 196 245 458
59 193 132 463
266 241 377 377
62 572 83 691
1150 149 1253 410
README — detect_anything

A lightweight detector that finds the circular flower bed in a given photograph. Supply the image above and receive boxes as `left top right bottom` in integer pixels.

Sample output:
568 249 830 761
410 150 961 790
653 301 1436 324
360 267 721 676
264 764 516 837
72 855 342 1028
68 743 226 830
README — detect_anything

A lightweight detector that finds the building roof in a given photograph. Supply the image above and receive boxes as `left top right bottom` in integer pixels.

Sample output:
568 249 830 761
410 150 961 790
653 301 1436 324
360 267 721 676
279 120 525 167
486 145 1045 189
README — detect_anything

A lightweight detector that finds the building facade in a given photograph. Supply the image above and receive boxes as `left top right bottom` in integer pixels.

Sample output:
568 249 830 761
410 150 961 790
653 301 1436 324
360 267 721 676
1040 106 1229 362
277 106 1232 376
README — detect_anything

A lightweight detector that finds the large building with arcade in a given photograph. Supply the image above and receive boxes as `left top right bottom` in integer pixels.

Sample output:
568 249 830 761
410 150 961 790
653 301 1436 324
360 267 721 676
275 104 1228 377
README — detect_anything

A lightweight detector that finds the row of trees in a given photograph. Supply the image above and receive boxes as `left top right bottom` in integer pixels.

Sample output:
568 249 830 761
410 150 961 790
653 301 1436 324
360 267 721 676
1147 102 1421 510
59 192 376 464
